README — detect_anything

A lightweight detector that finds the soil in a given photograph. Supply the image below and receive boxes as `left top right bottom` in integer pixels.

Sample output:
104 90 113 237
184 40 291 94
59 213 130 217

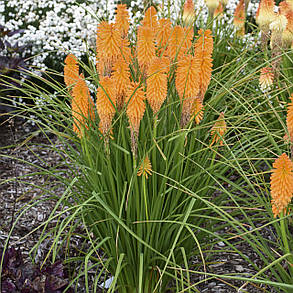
0 117 279 293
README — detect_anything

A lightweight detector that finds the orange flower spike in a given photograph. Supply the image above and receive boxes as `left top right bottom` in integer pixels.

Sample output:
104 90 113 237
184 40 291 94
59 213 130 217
259 67 274 91
194 29 213 102
166 26 184 60
214 2 224 19
97 21 121 59
126 82 146 135
182 27 194 52
96 53 106 76
193 98 204 124
146 57 168 114
115 4 129 38
286 94 293 140
137 25 156 72
156 18 172 52
96 76 117 136
96 21 122 75
167 26 193 61
210 112 227 146
256 0 275 30
183 0 195 27
287 0 293 10
119 37 131 64
282 10 293 47
176 55 200 126
270 153 293 217
71 74 95 137
142 6 159 31
112 58 130 110
234 0 245 34
137 156 153 179
64 54 79 90
176 55 200 99
279 1 291 16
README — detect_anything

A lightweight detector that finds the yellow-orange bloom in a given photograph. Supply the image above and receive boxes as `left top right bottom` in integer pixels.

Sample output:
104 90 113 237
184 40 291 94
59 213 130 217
279 1 291 16
192 98 204 124
210 112 227 146
96 21 122 75
259 66 274 91
112 58 130 111
282 11 293 47
286 94 293 140
256 0 275 30
64 54 79 90
214 2 224 19
234 0 245 34
115 4 129 38
176 55 200 126
270 153 293 217
137 25 156 72
156 18 172 54
194 29 213 102
137 156 152 179
166 26 193 60
286 0 293 10
71 74 95 137
126 82 146 135
183 0 195 27
146 57 168 114
176 55 200 99
96 76 116 135
119 38 131 63
142 6 159 31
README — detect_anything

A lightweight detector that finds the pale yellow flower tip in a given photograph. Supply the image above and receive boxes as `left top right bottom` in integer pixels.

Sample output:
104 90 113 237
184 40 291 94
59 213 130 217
269 13 288 32
205 0 220 10
256 0 275 30
183 0 195 26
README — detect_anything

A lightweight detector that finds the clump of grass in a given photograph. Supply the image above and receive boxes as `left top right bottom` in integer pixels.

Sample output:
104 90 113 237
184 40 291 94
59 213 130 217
2 0 293 292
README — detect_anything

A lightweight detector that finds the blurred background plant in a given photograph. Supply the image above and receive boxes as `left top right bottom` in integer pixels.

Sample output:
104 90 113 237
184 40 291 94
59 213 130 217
0 25 29 117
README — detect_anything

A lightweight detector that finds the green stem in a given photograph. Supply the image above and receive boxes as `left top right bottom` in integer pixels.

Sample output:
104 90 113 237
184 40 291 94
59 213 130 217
280 213 293 277
143 175 149 221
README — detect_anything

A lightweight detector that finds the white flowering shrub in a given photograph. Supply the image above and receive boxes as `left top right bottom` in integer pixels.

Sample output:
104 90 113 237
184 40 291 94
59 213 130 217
0 0 260 72
0 0 115 70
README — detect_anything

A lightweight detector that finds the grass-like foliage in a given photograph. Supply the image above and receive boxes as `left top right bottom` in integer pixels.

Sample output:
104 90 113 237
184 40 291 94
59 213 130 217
2 0 293 292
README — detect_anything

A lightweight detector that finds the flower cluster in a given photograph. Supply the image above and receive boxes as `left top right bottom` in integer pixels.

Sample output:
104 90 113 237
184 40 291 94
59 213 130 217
257 0 293 87
270 153 293 217
63 3 228 157
0 0 259 72
270 93 293 217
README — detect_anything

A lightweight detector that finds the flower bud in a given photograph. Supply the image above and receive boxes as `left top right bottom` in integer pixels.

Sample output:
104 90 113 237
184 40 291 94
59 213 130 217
183 0 195 26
